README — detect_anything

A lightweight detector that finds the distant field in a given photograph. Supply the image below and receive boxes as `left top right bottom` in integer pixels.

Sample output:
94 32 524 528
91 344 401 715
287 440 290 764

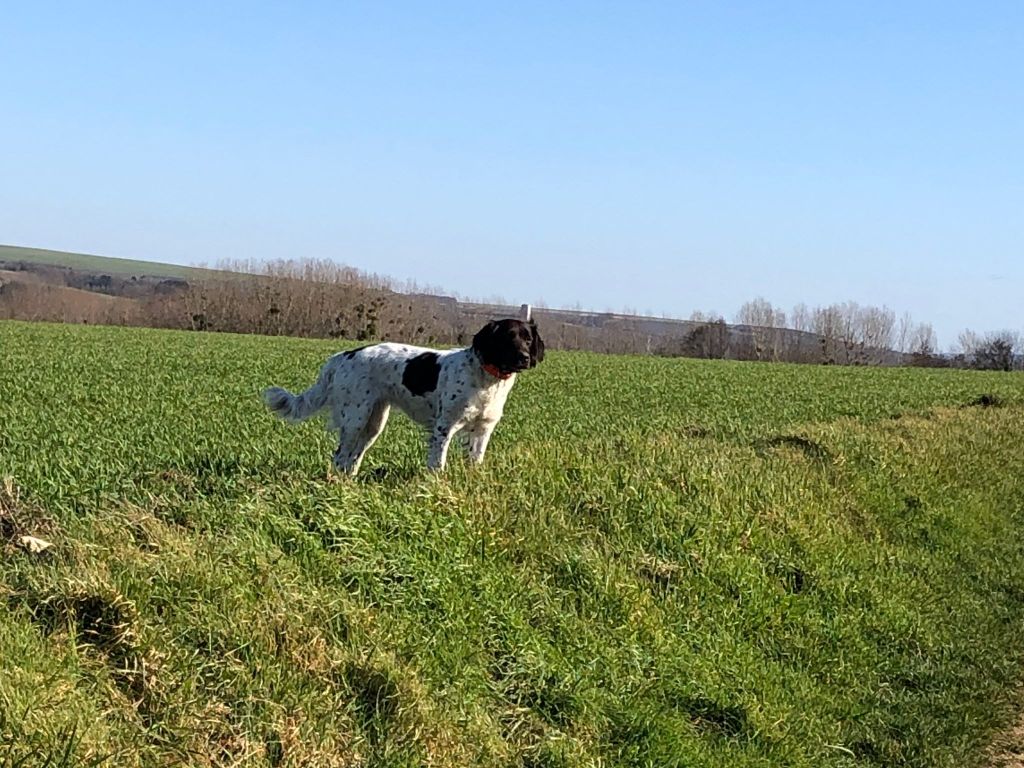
0 243 204 279
2 320 1024 767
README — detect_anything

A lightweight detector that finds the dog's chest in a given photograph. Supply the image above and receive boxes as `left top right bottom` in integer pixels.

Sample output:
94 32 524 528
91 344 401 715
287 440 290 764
454 380 510 422
436 359 512 423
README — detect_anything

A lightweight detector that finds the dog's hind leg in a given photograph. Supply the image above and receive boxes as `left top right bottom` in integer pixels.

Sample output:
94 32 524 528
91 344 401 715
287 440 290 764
333 430 368 477
353 401 390 474
332 401 390 477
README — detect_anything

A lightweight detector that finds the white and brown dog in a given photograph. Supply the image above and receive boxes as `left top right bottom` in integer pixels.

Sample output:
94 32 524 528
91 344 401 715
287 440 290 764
263 319 545 474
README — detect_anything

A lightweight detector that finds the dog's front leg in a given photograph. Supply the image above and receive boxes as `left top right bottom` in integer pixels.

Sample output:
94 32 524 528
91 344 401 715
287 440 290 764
466 419 498 465
427 423 456 471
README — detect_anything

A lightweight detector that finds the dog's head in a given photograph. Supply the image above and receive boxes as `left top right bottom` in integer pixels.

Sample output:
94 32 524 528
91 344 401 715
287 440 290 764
472 318 545 376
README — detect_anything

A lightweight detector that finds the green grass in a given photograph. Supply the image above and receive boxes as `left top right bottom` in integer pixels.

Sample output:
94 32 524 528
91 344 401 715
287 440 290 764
2 320 1024 767
0 244 204 279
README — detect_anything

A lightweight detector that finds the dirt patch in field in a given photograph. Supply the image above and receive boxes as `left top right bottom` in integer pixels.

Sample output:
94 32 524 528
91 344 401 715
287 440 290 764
755 434 833 462
988 737 1024 765
967 394 1006 409
15 584 159 704
987 706 1024 767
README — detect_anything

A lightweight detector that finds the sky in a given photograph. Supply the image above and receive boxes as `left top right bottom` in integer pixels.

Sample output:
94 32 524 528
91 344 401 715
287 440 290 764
2 2 1021 347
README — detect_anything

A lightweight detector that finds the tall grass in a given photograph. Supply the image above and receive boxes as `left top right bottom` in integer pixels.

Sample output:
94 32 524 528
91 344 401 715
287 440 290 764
2 321 1024 766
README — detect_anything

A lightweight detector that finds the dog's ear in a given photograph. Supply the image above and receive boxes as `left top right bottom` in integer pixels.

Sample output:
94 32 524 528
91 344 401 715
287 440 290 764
472 320 502 364
528 320 545 367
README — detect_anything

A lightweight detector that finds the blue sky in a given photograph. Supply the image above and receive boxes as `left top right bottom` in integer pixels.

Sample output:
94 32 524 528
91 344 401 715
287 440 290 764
2 2 1021 346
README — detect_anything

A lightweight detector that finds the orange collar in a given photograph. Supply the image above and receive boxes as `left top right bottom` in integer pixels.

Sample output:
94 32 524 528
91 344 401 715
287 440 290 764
482 362 514 380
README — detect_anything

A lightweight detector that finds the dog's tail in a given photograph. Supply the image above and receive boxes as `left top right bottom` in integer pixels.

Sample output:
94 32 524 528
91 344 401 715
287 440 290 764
262 366 332 424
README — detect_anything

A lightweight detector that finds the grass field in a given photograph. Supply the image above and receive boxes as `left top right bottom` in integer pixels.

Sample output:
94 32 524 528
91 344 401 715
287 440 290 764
3 320 1024 767
0 244 203 279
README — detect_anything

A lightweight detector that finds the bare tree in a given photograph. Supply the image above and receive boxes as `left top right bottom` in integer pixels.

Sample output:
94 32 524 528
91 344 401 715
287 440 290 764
812 304 846 364
735 297 783 328
858 305 896 364
957 330 983 361
911 323 937 355
735 298 788 361
896 312 914 354
834 302 864 364
790 303 812 333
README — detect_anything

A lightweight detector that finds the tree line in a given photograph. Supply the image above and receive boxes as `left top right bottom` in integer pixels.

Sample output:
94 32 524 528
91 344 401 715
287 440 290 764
1 257 1018 369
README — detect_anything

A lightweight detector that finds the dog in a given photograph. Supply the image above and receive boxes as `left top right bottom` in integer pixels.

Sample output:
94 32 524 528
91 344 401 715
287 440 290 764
263 319 545 475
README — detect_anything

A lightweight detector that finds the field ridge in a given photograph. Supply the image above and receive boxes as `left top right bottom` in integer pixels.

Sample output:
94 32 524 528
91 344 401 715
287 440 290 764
0 243 204 279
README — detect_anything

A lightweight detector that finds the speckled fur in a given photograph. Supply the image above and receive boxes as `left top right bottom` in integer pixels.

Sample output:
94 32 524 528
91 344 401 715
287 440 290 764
263 320 543 475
